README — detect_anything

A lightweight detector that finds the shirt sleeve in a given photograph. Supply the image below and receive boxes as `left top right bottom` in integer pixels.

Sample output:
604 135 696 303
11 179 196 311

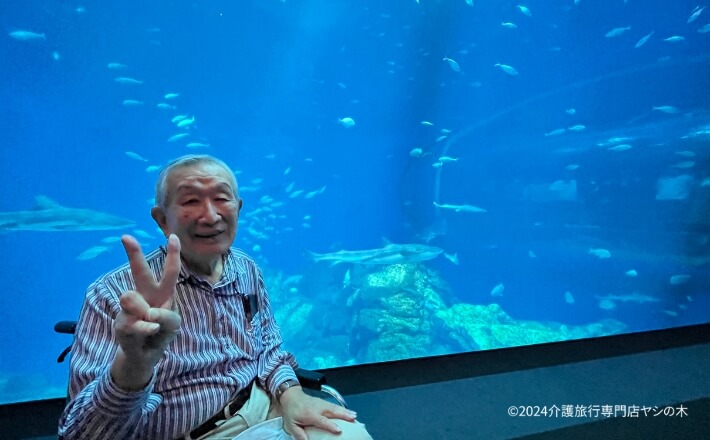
58 279 163 440
252 266 300 397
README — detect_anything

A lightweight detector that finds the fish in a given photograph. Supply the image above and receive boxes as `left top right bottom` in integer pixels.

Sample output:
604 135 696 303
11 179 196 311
443 57 461 72
699 24 710 34
598 299 616 310
164 93 180 99
171 115 188 123
595 292 660 304
177 116 195 128
438 156 458 163
167 133 189 142
465 0 473 6
501 22 517 29
588 248 611 258
309 240 444 265
186 142 210 148
77 245 111 261
625 269 638 277
670 161 695 169
122 100 144 107
444 252 459 265
156 103 175 110
605 26 631 38
517 5 531 17
608 144 632 152
410 148 424 157
338 117 355 128
421 121 434 126
568 124 586 131
343 269 351 288
670 274 690 285
8 30 46 41
490 283 504 297
433 202 487 213
146 165 161 172
634 32 654 48
545 128 566 136
652 105 680 114
0 196 135 232
564 291 575 304
688 6 705 23
133 229 154 239
125 151 148 161
494 63 518 75
114 77 143 85
664 36 685 42
107 62 127 70
432 162 443 168
565 108 576 115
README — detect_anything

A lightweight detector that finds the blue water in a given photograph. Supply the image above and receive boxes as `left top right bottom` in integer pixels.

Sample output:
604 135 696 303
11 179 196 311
1 0 708 404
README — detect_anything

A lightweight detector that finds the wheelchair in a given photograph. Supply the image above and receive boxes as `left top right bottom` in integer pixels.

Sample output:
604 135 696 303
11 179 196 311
54 320 349 408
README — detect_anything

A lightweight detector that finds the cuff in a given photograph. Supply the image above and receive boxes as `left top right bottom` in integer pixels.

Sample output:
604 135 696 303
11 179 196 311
267 365 298 398
92 366 158 414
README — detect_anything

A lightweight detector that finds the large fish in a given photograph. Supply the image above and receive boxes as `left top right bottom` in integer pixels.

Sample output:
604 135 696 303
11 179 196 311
309 241 443 265
0 196 136 232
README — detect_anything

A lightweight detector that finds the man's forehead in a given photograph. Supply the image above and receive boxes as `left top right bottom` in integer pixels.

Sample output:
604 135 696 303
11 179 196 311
169 164 237 191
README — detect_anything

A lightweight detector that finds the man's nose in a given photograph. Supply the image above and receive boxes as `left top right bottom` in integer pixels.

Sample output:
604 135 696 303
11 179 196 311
201 201 220 222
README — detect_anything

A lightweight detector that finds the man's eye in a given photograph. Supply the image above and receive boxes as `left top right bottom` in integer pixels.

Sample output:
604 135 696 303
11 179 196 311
182 199 198 205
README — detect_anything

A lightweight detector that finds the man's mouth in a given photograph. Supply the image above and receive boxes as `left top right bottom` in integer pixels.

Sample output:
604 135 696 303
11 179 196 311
195 231 222 239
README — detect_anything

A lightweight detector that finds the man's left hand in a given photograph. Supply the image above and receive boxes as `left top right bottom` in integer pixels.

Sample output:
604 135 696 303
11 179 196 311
280 387 358 440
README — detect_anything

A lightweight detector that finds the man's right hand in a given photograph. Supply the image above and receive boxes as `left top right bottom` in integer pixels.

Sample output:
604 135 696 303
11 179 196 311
110 234 182 391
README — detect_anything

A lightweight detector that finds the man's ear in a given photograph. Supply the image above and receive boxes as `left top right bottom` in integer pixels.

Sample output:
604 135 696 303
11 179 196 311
237 198 243 217
151 206 170 237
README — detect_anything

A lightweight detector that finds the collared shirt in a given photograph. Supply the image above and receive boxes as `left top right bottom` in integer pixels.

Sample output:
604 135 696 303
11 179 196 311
58 246 298 440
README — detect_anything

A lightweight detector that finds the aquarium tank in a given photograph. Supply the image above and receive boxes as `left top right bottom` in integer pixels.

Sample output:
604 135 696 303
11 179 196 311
1 0 709 405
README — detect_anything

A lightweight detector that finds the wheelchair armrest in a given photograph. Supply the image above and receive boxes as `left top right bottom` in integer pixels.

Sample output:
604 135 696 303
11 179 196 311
295 368 326 390
55 321 77 334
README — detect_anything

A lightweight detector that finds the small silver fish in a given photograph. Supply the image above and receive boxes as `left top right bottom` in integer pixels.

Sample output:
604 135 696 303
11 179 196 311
125 151 148 161
9 30 46 41
443 57 461 72
605 26 631 38
115 77 143 85
634 32 654 48
494 63 518 75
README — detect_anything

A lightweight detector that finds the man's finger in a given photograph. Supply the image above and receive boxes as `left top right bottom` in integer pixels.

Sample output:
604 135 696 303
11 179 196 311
158 234 181 296
119 290 151 320
286 424 308 440
121 235 158 301
322 406 358 422
308 415 343 436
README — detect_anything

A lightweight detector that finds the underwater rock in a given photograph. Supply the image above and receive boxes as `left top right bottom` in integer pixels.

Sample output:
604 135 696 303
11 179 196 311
436 303 627 350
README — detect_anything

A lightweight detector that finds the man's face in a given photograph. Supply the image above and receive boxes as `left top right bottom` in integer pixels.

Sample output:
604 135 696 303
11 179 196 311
153 162 242 268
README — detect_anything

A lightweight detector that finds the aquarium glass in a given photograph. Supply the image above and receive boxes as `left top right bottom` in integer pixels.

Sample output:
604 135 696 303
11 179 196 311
1 0 709 404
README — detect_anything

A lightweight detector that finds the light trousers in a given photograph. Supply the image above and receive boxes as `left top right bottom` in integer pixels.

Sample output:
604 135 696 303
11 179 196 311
199 382 373 440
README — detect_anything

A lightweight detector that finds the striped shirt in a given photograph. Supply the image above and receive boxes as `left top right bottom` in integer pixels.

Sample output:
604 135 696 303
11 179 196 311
58 246 298 440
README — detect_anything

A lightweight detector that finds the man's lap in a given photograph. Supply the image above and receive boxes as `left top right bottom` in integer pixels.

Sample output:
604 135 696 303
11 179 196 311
198 383 372 440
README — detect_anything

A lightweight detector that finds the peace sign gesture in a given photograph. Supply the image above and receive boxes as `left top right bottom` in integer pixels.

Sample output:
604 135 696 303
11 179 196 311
110 234 182 391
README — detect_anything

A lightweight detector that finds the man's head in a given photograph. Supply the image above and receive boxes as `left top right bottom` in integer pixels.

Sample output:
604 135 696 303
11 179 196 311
151 155 243 273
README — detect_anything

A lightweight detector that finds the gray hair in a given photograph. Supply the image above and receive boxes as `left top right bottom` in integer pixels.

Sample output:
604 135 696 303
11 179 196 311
155 154 238 208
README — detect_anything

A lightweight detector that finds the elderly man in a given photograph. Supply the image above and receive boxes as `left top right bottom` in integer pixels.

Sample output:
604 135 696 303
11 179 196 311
59 154 371 440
